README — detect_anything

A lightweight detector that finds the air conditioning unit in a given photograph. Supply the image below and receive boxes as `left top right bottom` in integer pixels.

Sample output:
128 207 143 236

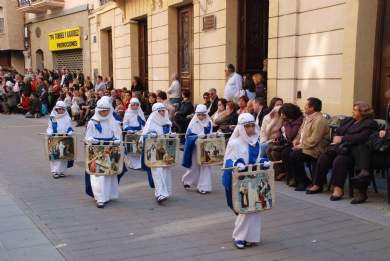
23 51 30 57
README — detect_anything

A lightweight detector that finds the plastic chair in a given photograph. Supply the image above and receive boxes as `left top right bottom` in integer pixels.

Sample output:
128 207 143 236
374 119 388 131
322 113 331 120
328 115 346 125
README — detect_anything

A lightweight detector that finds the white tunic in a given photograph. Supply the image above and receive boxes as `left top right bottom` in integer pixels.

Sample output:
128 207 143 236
46 115 72 174
85 120 120 203
227 139 262 243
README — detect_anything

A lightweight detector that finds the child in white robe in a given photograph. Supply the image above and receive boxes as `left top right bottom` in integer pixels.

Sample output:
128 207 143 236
222 113 271 249
182 104 219 194
85 98 123 208
46 101 74 178
141 103 175 204
123 98 146 169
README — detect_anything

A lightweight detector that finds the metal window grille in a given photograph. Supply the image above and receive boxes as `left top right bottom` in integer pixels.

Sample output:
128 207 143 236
100 0 110 6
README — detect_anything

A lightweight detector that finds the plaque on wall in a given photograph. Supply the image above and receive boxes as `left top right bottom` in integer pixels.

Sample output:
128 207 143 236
203 15 216 31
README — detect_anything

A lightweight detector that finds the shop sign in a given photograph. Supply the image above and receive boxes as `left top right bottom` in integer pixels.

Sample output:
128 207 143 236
48 27 81 51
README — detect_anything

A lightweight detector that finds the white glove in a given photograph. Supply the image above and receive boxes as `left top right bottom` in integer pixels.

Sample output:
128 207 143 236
262 161 271 168
127 130 134 134
47 132 53 137
216 131 223 137
198 133 206 139
92 139 100 145
150 133 157 138
169 132 177 138
113 139 121 145
67 131 74 136
237 163 246 171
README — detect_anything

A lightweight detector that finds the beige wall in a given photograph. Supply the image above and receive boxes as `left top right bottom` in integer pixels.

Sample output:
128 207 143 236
0 0 25 51
28 10 90 74
269 0 378 116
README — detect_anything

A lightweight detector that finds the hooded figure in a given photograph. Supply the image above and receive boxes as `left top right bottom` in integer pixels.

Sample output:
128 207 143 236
84 98 126 208
46 101 74 178
222 113 271 249
123 98 146 169
141 103 174 204
181 104 213 194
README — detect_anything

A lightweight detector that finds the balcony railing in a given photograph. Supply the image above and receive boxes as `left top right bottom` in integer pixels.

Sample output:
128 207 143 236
100 0 111 6
17 0 65 13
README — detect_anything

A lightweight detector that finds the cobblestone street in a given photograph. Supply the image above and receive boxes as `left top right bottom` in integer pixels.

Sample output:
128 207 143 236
1 115 390 261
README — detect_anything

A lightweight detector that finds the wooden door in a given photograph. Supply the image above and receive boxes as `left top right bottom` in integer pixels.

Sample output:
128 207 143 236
373 0 390 120
139 20 148 91
178 5 193 100
237 0 269 75
108 29 113 77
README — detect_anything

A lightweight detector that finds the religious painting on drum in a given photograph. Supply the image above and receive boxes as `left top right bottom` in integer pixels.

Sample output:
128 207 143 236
232 168 275 214
196 137 225 166
124 134 142 156
144 138 180 167
44 136 77 161
85 145 124 176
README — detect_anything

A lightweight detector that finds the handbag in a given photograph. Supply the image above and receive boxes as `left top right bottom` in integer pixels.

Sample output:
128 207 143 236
325 141 353 155
368 132 390 154
268 137 290 152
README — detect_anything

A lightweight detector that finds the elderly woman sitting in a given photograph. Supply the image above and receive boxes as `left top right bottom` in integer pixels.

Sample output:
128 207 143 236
307 101 378 201
211 98 229 132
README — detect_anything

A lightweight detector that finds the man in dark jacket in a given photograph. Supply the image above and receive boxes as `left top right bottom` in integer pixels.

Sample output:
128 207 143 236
173 89 194 134
253 97 269 127
207 88 219 117
25 92 42 118
76 69 84 87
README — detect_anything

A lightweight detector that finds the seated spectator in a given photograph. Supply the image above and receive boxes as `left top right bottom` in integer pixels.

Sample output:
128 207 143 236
307 101 377 201
72 90 85 106
237 96 249 114
239 76 256 100
64 91 72 115
220 101 238 133
145 92 157 116
110 89 119 108
260 97 284 158
267 103 303 180
114 97 124 120
247 99 254 114
25 92 42 118
281 97 330 191
207 88 219 117
253 97 269 127
203 92 211 109
253 73 266 100
84 76 94 90
211 98 229 132
157 91 175 122
76 90 96 127
1 85 16 115
80 87 87 101
107 76 114 91
173 89 194 134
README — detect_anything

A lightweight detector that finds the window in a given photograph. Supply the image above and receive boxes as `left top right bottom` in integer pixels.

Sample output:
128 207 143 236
0 6 4 34
100 0 110 6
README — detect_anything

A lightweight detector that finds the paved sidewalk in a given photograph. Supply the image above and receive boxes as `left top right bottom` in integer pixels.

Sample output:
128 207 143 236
0 115 390 261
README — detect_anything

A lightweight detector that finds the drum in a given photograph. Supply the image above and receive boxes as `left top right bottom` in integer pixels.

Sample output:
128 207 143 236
196 137 225 166
85 144 124 176
231 164 275 214
143 137 180 168
44 136 77 162
124 133 142 156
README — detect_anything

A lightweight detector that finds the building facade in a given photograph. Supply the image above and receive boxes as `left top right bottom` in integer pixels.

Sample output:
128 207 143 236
0 0 25 73
19 0 91 75
89 0 387 118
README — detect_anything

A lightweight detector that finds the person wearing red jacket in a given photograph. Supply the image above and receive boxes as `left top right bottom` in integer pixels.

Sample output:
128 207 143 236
16 92 30 114
122 91 131 111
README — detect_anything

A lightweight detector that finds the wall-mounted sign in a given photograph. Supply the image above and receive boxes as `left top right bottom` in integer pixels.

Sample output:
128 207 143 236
202 15 215 31
48 27 82 51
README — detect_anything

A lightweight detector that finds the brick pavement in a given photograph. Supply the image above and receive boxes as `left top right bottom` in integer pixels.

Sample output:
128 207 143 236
0 115 390 261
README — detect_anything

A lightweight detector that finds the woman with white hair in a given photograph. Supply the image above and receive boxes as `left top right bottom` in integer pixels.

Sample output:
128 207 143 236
123 98 146 169
46 101 74 178
84 98 124 208
141 103 175 204
182 104 216 194
222 113 271 249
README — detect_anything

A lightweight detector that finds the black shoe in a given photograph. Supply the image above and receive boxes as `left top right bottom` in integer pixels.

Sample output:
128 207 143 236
289 182 298 188
351 169 370 181
306 187 323 194
180 148 184 151
96 202 104 208
350 193 368 204
76 121 85 127
294 181 311 191
330 193 344 201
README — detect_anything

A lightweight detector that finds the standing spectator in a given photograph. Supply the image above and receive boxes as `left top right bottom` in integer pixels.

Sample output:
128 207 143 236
132 91 146 112
94 76 106 92
13 75 21 112
253 97 269 127
131 76 144 93
40 87 49 114
223 64 242 102
253 73 266 101
64 92 72 115
76 69 84 87
52 79 61 103
63 69 73 86
42 69 50 82
207 88 219 117
240 76 256 100
260 58 268 90
76 91 96 127
37 77 46 96
106 76 114 91
157 91 175 122
110 89 119 108
31 74 38 92
85 76 94 89
281 98 330 190
22 76 32 96
25 93 42 118
167 73 181 104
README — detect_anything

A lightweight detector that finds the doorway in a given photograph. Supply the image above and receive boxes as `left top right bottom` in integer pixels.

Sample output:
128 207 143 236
372 0 390 120
36 49 44 71
139 19 148 91
237 0 269 75
178 4 193 100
